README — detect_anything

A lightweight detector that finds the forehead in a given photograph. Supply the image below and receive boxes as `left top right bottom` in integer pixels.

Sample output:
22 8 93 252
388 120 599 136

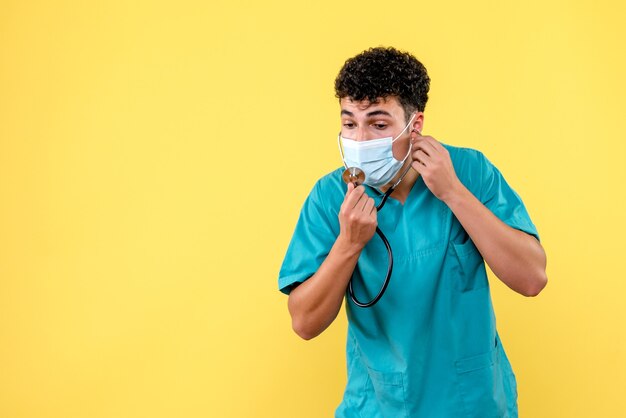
340 96 404 117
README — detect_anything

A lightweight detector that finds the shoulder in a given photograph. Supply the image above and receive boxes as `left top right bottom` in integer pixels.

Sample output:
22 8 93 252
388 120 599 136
442 143 488 166
305 166 346 209
442 143 493 175
441 143 494 197
314 166 346 191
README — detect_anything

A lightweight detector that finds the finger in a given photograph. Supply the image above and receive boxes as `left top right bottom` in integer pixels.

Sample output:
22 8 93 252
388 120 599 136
411 130 428 146
345 185 366 209
412 149 431 166
357 193 370 212
411 158 426 172
353 188 371 210
344 181 354 200
344 182 362 201
421 135 448 156
412 137 438 157
363 197 375 215
425 136 446 153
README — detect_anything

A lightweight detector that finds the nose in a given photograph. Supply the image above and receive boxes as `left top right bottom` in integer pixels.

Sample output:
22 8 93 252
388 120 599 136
353 126 368 142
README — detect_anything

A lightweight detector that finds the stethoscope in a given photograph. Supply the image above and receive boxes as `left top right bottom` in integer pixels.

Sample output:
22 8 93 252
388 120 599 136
338 135 415 308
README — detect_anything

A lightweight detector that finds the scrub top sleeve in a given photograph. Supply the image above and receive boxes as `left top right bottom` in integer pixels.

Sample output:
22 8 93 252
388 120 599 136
478 152 541 242
278 179 340 295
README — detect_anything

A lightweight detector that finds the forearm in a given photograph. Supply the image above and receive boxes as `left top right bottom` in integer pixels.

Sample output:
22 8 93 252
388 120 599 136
287 236 361 340
443 184 548 296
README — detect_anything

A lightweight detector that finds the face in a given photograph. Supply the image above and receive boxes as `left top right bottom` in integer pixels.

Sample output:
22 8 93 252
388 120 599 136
340 96 424 160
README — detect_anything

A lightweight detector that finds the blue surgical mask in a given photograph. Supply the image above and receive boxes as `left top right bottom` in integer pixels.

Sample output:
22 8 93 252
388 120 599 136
338 113 416 188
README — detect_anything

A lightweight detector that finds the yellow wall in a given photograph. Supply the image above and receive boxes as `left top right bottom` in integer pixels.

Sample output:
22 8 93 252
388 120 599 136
1 1 624 417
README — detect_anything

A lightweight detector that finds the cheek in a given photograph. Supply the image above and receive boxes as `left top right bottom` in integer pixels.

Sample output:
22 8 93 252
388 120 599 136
392 138 411 160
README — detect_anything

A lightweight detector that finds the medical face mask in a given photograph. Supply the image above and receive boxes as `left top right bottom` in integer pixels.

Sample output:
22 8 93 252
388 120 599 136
338 113 416 188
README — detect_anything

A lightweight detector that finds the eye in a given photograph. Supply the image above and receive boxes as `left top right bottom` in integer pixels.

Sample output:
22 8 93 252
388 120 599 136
343 122 355 128
374 123 387 129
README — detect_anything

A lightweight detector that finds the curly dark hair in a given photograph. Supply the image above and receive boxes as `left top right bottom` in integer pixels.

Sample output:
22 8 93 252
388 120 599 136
334 47 430 121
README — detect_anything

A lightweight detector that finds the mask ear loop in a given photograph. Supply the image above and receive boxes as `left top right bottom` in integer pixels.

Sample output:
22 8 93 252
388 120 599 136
386 114 418 191
391 112 417 143
337 132 349 169
387 142 413 192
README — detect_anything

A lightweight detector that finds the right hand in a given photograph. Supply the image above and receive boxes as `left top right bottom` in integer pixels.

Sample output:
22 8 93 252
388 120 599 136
338 183 377 250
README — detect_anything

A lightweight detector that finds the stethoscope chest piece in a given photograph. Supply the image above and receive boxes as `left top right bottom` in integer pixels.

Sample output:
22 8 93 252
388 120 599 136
342 167 365 186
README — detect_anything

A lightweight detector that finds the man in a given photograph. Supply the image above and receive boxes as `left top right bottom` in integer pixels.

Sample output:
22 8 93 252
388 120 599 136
278 46 547 418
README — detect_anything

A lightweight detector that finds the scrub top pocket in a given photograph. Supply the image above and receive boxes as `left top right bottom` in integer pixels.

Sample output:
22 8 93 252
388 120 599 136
450 238 489 292
366 367 409 418
455 339 512 418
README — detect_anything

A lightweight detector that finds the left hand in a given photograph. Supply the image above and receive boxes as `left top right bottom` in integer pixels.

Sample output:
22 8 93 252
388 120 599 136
410 133 463 202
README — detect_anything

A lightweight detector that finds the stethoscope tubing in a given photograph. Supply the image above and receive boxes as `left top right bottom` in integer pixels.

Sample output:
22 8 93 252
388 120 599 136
347 185 395 308
348 227 394 307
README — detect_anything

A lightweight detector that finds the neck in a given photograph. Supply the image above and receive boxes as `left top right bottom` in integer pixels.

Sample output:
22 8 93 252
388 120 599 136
378 160 419 203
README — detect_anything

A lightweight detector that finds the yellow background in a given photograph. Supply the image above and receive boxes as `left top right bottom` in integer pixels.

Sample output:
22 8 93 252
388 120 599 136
1 1 625 417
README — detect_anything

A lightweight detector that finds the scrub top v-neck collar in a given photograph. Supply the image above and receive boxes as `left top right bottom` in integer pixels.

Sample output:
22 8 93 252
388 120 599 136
366 173 425 211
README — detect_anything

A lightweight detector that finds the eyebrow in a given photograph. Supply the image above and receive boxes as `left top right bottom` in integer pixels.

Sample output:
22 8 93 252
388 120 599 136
341 109 393 118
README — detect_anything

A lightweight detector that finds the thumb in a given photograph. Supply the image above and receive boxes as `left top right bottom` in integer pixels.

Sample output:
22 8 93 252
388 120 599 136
345 181 355 197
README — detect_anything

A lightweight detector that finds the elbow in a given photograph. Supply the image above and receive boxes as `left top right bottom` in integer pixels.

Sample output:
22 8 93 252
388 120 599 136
522 239 548 297
287 291 331 340
291 318 318 341
521 271 548 297
288 292 323 340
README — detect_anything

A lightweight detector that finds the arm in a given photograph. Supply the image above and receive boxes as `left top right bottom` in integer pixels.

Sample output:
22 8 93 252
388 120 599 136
411 135 548 297
443 185 547 296
288 182 377 340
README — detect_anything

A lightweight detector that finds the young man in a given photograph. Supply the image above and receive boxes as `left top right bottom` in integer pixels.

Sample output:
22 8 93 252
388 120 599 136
278 47 547 418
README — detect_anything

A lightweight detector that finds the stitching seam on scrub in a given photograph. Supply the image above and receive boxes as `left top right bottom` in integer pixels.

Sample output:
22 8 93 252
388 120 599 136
345 331 366 418
400 242 446 262
398 200 451 263
400 372 409 418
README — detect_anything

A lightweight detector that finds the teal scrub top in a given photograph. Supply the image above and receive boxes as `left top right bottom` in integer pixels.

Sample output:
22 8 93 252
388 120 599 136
278 144 539 418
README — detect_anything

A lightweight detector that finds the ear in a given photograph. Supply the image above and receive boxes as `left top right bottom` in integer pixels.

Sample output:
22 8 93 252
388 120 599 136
410 112 425 137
